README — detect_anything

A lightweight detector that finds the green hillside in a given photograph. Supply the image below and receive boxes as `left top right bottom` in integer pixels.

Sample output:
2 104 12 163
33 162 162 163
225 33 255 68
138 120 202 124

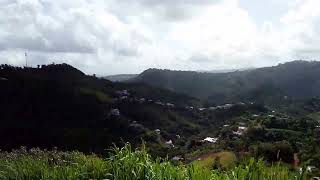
132 61 320 105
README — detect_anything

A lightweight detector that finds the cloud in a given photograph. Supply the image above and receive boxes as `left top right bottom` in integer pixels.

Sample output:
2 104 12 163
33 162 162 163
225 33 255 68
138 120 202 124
1 0 320 75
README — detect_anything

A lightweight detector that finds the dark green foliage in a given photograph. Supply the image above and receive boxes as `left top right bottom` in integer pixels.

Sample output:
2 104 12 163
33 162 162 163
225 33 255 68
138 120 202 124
132 61 320 105
250 141 294 163
0 63 202 153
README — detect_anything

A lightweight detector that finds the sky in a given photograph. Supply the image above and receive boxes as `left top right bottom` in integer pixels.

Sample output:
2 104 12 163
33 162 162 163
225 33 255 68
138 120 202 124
1 0 320 75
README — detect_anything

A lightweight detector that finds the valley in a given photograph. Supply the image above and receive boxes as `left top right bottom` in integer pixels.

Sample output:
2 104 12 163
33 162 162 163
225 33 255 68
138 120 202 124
1 62 320 179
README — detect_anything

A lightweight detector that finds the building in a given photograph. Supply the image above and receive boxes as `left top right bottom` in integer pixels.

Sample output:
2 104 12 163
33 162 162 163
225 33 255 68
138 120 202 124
201 137 218 143
166 103 175 107
110 109 120 116
155 101 165 106
165 140 174 148
155 129 161 134
116 90 130 96
233 126 247 136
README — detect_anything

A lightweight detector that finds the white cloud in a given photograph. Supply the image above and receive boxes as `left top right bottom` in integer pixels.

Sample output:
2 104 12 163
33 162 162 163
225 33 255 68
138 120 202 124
0 0 320 75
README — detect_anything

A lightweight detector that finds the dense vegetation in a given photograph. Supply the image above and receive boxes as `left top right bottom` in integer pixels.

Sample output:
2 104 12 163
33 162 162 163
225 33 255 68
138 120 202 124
0 63 201 152
131 60 320 105
1 62 320 179
0 144 307 180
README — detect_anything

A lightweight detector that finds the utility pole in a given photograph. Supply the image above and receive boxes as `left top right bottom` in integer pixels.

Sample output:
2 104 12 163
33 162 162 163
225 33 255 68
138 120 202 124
25 52 28 67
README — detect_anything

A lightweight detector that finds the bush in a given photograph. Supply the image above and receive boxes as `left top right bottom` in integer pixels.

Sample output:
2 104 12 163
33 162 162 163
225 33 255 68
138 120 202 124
0 144 305 180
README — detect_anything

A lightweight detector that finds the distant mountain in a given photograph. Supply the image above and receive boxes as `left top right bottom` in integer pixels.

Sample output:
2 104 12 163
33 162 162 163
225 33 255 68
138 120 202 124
104 74 138 82
1 63 278 154
131 61 320 105
198 67 255 73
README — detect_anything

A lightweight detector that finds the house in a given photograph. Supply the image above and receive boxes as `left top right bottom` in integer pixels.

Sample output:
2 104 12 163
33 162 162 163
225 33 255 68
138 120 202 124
201 137 218 143
185 106 194 110
176 134 181 139
155 101 165 106
172 156 184 161
223 104 234 109
110 109 120 116
233 126 247 136
198 108 206 111
120 96 128 100
116 90 130 96
166 103 175 107
209 107 217 110
238 126 247 131
138 98 146 103
233 131 243 136
155 129 161 134
307 166 317 172
252 114 260 117
238 122 246 126
300 166 318 173
223 124 230 127
237 102 246 105
165 140 174 148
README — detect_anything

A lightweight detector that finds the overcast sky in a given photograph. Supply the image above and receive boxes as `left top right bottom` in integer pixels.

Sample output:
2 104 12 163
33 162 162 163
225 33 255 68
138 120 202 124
1 0 320 75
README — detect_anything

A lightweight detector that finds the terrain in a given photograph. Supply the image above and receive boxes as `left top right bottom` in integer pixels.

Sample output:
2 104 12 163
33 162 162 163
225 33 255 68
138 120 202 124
1 62 320 178
131 60 320 105
104 74 138 82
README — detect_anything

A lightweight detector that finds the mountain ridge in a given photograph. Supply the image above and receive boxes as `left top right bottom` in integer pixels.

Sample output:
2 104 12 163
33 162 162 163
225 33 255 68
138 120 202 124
130 60 320 104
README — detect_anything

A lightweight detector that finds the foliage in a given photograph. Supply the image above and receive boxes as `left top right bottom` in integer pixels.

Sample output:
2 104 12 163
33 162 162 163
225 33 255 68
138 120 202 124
132 60 320 105
0 145 306 180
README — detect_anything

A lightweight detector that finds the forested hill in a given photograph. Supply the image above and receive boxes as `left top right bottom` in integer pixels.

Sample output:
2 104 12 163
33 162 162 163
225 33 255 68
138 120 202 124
131 60 320 104
0 63 202 152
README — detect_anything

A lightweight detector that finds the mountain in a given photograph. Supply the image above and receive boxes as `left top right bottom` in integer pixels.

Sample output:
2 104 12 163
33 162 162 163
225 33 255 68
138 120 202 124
0 64 198 151
2 63 320 167
104 74 138 82
198 67 255 73
131 61 320 105
1 63 266 154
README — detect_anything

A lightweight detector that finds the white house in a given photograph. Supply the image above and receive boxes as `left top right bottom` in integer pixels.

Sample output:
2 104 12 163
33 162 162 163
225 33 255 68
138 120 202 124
165 140 174 148
233 126 247 136
166 103 175 107
110 109 120 116
155 129 161 134
172 156 183 161
155 101 165 106
201 137 218 143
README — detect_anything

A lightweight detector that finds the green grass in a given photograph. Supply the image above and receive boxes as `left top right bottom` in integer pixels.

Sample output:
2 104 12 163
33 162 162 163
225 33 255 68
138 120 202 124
0 145 307 180
194 151 237 169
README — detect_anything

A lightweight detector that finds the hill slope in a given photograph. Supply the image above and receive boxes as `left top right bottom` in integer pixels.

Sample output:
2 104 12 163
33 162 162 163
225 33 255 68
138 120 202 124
0 63 274 154
0 64 202 152
104 74 138 82
131 61 320 104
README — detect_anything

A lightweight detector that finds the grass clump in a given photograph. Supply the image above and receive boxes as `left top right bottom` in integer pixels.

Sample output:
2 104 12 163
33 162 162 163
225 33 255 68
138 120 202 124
0 145 307 180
